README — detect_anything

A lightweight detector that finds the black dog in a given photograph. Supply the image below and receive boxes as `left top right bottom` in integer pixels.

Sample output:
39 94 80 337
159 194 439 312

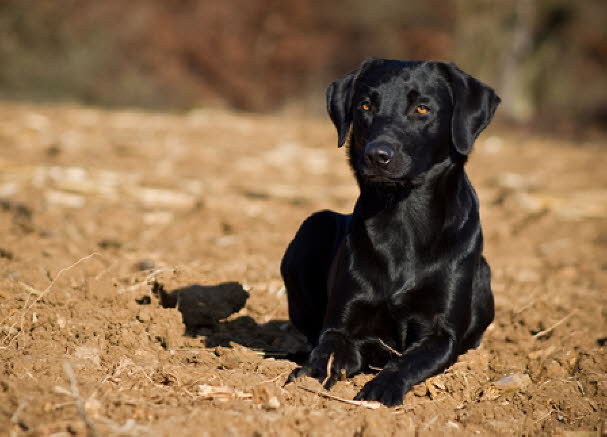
280 59 499 406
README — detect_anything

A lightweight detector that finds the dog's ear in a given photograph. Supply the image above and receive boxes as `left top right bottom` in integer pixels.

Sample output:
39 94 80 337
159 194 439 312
443 63 501 155
326 70 357 147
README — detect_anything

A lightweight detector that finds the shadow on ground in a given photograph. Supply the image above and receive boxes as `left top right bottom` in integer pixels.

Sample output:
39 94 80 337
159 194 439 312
147 281 309 363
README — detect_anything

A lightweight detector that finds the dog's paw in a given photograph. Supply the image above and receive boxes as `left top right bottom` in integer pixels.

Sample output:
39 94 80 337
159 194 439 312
285 363 316 385
354 370 409 407
286 331 361 389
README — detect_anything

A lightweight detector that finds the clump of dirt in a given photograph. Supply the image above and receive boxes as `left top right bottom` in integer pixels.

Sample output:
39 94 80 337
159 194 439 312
0 103 606 435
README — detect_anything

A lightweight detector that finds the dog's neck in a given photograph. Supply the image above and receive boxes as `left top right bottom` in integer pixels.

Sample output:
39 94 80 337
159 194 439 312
353 158 468 246
356 158 461 211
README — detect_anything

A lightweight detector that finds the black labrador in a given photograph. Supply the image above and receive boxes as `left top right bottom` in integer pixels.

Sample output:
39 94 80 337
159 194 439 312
281 58 499 406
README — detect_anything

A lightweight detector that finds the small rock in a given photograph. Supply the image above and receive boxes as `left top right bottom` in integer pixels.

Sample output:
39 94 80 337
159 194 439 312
135 259 155 271
143 211 174 225
46 145 61 157
215 344 261 369
560 431 597 437
544 360 567 378
412 383 428 397
482 373 532 401
132 187 197 209
494 373 531 392
427 380 441 399
137 309 152 322
45 190 85 208
528 345 556 360
434 380 446 390
266 396 280 410
85 397 102 417
197 384 251 401
446 421 460 430
98 239 122 249
74 346 101 367
252 384 275 408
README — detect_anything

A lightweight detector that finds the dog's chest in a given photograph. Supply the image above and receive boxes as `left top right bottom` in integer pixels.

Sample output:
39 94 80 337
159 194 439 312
343 297 400 339
349 241 442 317
345 213 449 319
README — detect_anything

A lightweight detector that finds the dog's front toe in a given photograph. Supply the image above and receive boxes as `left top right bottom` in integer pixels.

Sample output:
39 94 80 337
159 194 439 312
288 331 362 389
285 364 319 386
355 371 408 407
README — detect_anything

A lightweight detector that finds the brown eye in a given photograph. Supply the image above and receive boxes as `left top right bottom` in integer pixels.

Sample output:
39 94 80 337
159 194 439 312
415 105 430 114
360 102 370 111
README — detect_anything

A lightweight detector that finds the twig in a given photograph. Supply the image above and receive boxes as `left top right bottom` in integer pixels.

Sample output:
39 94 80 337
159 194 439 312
10 401 27 426
251 371 291 387
420 415 438 431
32 253 103 307
14 280 41 296
375 338 403 357
296 385 381 409
321 353 335 386
93 259 119 280
117 268 173 294
1 253 102 326
533 311 576 339
533 408 554 424
1 253 103 346
512 284 543 315
53 401 78 410
513 299 536 315
63 362 99 437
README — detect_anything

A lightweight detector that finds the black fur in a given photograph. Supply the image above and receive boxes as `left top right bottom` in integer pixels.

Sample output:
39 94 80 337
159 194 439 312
281 59 499 406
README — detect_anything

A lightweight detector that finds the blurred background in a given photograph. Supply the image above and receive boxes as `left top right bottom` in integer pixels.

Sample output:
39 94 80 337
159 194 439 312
0 0 606 132
1 2 607 434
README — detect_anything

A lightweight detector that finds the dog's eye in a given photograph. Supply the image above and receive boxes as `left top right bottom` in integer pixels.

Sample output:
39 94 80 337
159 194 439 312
415 105 431 114
360 102 371 111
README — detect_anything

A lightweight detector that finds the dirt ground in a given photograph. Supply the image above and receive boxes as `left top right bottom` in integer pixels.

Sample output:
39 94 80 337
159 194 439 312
0 103 606 436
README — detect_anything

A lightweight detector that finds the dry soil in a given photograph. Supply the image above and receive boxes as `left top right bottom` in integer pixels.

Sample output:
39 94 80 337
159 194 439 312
0 103 606 436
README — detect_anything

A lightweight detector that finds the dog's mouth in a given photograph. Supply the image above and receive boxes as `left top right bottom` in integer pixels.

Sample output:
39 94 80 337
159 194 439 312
359 166 404 181
364 174 400 182
355 153 410 185
360 172 408 187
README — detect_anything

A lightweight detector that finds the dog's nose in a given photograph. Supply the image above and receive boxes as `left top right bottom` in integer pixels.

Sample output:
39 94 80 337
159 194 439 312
364 143 394 167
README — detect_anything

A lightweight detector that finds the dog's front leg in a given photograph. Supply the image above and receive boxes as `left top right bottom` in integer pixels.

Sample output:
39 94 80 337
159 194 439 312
288 328 362 389
355 331 458 406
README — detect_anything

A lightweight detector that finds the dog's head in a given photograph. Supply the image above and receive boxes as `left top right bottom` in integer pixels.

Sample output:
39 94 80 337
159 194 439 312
326 59 500 187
